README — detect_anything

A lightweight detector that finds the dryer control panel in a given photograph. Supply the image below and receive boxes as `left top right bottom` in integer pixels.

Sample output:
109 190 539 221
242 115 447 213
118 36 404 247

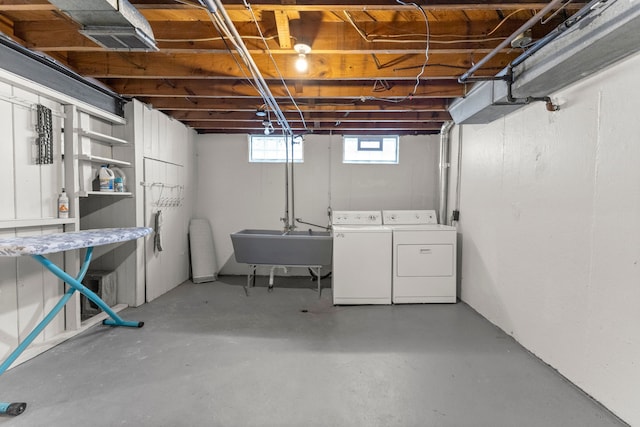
382 210 438 225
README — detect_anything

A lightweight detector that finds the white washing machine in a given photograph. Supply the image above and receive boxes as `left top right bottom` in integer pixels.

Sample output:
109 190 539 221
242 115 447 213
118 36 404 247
331 211 392 305
382 210 457 304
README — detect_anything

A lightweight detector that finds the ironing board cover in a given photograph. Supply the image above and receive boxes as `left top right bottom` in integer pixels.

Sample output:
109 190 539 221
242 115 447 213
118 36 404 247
0 227 152 257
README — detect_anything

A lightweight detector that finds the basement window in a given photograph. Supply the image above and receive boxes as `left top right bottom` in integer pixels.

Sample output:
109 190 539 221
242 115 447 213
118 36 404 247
343 135 399 164
249 135 303 163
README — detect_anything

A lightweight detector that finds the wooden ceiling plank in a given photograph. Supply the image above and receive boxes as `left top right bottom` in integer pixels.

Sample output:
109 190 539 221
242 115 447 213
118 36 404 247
185 120 443 129
168 110 451 121
66 51 511 80
274 9 292 48
140 96 449 111
103 78 464 99
2 1 583 12
20 18 569 54
179 1 586 11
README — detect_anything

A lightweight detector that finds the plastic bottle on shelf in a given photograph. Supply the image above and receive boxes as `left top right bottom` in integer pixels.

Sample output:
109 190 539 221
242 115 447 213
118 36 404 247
114 176 124 192
99 165 115 192
58 189 69 219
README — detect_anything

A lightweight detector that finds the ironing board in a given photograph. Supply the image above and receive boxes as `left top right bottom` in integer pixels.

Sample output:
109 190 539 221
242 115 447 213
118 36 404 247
0 227 152 416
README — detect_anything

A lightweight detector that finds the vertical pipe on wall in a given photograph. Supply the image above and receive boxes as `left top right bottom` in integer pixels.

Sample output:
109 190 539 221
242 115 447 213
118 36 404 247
454 125 464 224
290 137 295 230
438 121 454 224
283 135 290 231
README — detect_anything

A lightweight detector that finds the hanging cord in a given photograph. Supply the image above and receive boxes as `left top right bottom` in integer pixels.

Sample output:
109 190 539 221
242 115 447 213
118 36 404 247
242 0 309 133
347 0 430 104
345 8 528 44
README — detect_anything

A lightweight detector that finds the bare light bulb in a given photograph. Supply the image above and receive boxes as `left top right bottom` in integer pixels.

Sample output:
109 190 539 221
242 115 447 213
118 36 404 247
295 53 308 73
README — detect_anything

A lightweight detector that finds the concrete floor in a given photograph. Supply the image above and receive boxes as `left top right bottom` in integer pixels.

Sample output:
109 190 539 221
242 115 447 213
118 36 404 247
0 276 627 427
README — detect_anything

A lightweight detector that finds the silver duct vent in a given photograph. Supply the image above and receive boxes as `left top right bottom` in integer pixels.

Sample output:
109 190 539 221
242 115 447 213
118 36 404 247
48 0 158 51
450 0 640 124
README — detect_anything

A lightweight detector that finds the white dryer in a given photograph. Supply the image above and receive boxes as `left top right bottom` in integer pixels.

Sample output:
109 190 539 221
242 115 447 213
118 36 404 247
332 211 392 305
382 210 457 304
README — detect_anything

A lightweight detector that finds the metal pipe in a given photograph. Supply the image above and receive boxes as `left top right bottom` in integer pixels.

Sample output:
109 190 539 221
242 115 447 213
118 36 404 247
290 143 295 230
200 0 296 230
438 121 454 225
199 0 292 136
283 153 290 230
458 0 567 83
454 125 464 223
510 0 608 69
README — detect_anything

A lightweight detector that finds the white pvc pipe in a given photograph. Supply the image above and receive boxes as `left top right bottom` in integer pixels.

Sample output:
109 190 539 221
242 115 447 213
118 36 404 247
438 121 454 225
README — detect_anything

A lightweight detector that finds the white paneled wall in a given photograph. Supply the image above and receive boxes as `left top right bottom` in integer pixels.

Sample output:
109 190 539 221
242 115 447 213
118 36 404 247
137 101 195 301
0 79 66 361
453 52 640 425
195 134 439 275
0 81 196 366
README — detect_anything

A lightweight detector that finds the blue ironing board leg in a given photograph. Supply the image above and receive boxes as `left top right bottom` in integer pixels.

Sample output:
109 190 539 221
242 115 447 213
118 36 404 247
0 227 151 417
0 247 142 416
0 250 93 417
32 251 144 328
0 402 27 416
0 247 96 377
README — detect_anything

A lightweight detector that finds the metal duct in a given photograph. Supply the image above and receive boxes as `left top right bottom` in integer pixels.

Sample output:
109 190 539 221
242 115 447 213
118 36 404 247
449 0 640 124
48 0 158 51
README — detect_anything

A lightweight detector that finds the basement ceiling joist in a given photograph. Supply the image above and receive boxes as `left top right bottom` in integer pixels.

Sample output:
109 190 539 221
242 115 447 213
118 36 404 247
0 0 587 135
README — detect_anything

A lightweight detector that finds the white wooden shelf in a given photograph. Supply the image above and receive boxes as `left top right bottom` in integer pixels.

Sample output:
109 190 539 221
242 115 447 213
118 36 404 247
0 218 77 230
77 154 131 167
78 191 133 198
79 129 127 146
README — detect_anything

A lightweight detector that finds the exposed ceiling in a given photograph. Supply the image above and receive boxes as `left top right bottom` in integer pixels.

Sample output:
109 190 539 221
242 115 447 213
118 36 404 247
0 0 587 135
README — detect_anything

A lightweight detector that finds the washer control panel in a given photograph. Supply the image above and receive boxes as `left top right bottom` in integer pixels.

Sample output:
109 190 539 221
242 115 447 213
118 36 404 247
332 210 382 225
382 210 438 225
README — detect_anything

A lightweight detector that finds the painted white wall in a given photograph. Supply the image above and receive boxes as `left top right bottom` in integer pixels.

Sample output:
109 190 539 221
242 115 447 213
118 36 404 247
454 52 640 425
195 133 439 275
138 102 196 302
0 80 196 365
0 80 67 361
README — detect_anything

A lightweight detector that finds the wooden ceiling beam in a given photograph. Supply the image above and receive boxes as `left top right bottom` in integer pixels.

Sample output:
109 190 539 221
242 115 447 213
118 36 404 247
129 1 587 11
18 19 565 53
197 129 441 135
104 78 465 99
185 121 442 134
141 97 449 111
167 110 452 122
273 10 291 49
67 51 510 79
0 1 55 11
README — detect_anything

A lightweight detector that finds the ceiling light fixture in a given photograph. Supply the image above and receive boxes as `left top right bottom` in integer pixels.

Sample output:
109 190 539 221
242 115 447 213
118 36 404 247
256 108 267 117
294 43 311 73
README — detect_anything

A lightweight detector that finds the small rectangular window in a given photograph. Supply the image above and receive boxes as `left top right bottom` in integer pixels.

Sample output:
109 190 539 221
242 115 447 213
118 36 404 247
343 135 399 164
249 135 303 163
